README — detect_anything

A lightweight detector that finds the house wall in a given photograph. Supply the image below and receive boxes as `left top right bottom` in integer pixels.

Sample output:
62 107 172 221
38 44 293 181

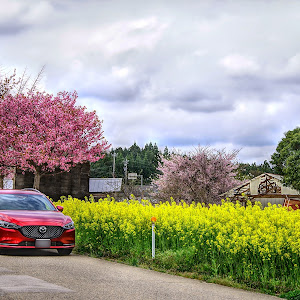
15 163 90 201
281 185 300 195
250 177 260 195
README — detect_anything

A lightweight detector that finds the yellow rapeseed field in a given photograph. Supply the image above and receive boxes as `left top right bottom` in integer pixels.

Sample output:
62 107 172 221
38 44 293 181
55 196 300 292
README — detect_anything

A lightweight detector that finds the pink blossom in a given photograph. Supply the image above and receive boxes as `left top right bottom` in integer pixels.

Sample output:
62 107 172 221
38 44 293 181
0 91 110 188
154 146 241 204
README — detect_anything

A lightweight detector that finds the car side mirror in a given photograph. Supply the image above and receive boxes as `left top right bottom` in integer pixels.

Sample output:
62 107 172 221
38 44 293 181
56 205 64 212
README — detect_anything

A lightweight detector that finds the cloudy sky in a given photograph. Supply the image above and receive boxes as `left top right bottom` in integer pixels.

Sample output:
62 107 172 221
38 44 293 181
1 0 300 163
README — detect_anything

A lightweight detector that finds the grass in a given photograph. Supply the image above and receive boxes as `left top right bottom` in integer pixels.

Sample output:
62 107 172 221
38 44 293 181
59 197 300 298
73 246 291 298
280 290 300 300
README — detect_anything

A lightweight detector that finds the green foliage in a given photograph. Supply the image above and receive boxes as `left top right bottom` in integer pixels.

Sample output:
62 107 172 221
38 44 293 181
90 142 164 184
162 146 171 159
271 127 300 191
90 153 114 178
235 161 274 180
154 247 197 272
56 196 300 295
280 290 300 300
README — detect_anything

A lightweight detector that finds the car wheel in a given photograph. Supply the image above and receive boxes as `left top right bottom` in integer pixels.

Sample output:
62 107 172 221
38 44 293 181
57 248 73 256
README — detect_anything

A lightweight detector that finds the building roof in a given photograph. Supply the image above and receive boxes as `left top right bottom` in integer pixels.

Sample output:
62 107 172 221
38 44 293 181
223 173 300 199
230 173 283 192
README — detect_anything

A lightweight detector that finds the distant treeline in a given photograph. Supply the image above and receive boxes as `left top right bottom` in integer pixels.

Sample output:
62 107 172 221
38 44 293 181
235 160 274 180
91 142 274 184
90 142 169 184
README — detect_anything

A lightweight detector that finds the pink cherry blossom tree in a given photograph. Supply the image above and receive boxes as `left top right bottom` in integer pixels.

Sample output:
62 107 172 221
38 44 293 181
154 146 241 204
0 91 110 189
0 67 45 187
0 104 19 188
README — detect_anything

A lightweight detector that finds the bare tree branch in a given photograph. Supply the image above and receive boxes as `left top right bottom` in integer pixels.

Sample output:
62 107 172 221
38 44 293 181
0 66 45 98
17 67 30 94
28 65 45 93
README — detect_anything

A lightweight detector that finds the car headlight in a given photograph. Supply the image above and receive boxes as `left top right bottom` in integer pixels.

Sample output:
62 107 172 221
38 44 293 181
0 220 21 229
63 221 75 230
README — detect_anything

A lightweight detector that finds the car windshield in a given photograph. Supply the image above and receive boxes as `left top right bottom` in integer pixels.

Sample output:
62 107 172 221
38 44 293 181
0 194 56 211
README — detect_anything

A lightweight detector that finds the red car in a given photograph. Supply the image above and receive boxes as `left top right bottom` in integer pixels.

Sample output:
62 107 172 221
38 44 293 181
0 189 75 255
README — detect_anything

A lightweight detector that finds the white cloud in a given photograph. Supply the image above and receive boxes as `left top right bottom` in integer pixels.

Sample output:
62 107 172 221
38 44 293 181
87 17 168 57
21 1 54 24
111 66 130 79
2 0 300 164
285 53 300 76
220 54 260 76
0 1 23 19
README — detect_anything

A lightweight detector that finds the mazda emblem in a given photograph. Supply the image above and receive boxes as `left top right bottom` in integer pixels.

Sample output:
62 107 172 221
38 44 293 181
39 226 47 234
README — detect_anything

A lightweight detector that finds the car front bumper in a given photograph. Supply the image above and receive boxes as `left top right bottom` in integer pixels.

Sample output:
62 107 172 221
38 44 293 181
0 227 75 249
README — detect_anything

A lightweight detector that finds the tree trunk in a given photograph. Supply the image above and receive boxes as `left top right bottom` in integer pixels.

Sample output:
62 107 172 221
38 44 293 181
0 175 3 189
33 168 42 190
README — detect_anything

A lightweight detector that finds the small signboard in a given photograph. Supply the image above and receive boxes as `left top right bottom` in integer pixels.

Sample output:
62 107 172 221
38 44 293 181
3 179 13 189
128 173 137 180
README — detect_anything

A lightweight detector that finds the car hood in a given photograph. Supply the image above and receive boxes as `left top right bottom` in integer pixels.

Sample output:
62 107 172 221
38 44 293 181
0 210 72 227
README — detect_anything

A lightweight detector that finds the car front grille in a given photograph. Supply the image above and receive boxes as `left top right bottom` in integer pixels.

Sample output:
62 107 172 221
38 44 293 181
20 226 64 239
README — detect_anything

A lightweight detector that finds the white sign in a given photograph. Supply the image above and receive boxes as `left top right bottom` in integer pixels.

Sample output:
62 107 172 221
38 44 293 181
3 179 13 189
128 173 137 180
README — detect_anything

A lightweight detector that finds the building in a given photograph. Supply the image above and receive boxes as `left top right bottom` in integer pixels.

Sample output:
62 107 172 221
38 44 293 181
223 173 300 208
89 178 122 193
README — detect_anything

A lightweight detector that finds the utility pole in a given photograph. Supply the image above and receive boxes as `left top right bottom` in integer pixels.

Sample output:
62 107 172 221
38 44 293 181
112 151 117 178
123 158 129 185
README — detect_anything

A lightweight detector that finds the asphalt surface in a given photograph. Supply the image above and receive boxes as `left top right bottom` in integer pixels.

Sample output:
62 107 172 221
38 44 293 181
0 249 281 300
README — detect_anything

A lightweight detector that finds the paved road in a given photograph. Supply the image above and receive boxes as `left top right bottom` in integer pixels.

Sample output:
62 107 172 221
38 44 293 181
0 249 281 300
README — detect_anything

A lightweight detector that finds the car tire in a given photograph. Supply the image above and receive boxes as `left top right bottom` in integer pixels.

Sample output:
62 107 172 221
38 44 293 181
57 248 73 256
